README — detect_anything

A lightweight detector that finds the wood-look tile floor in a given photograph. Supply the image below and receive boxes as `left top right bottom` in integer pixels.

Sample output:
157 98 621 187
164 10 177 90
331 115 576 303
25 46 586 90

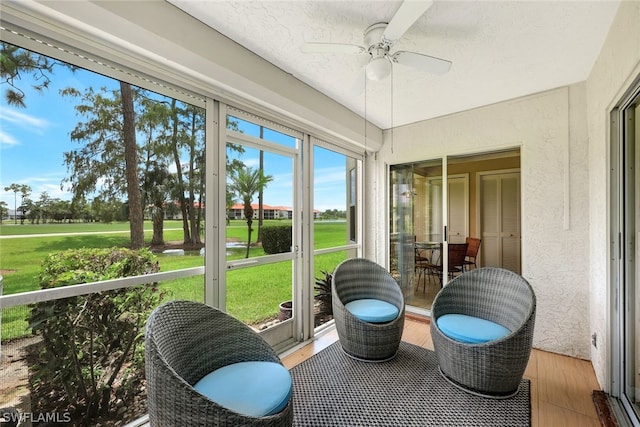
282 317 602 427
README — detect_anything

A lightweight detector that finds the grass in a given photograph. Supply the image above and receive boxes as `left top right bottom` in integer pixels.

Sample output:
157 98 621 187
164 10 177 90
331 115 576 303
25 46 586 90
0 220 185 236
0 219 347 339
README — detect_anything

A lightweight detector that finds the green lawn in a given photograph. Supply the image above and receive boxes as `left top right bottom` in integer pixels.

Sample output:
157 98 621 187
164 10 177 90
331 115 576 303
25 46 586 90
0 219 347 340
0 220 185 236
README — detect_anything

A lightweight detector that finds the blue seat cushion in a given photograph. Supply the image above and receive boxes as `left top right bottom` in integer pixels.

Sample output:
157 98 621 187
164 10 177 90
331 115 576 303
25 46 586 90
437 313 511 344
345 298 399 323
193 361 291 417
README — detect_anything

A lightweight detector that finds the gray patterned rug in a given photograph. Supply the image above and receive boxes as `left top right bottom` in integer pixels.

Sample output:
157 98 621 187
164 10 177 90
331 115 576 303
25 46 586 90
290 341 530 426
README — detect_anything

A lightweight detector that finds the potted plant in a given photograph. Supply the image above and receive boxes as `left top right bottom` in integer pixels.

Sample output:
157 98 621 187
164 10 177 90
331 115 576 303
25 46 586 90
277 269 334 325
314 270 333 324
278 300 293 321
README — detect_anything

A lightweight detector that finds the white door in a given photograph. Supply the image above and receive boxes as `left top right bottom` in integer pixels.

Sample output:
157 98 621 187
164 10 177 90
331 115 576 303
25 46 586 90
479 171 521 273
447 175 469 243
426 175 468 244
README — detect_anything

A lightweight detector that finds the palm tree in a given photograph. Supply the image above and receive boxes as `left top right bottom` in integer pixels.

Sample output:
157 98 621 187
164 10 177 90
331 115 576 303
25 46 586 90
228 167 273 258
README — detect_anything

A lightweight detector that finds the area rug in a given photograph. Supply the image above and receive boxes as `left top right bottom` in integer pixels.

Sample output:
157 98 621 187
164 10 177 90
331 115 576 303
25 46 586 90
290 341 530 426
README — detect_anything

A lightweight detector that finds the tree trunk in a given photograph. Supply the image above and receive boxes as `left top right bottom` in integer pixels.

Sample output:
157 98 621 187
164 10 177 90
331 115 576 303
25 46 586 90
257 149 264 243
151 204 164 245
244 203 254 258
120 81 144 249
187 111 201 244
169 99 191 243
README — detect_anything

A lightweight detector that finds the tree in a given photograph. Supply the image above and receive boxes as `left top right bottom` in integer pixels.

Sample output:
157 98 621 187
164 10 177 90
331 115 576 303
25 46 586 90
165 101 206 245
70 196 91 222
228 167 273 258
120 81 144 249
0 201 7 223
4 183 32 224
138 96 172 245
4 183 21 224
142 162 174 246
0 42 56 107
61 84 144 248
36 191 51 224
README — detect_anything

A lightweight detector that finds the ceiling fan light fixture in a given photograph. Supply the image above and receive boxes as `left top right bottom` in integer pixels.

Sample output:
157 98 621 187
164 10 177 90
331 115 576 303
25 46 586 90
366 56 391 81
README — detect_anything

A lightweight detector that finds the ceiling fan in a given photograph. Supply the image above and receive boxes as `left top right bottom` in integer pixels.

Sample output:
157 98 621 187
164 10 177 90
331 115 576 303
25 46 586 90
301 0 452 83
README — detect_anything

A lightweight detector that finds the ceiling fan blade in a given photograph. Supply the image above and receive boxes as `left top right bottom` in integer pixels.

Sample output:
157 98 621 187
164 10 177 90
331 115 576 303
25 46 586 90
301 43 366 54
382 0 434 44
392 50 452 75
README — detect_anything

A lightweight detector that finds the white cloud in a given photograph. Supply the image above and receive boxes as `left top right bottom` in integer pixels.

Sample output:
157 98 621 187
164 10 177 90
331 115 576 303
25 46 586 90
243 158 260 169
0 108 51 135
314 166 346 184
0 130 20 147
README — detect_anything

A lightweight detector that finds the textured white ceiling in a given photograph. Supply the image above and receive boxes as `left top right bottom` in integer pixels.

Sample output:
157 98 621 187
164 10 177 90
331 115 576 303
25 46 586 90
168 0 620 130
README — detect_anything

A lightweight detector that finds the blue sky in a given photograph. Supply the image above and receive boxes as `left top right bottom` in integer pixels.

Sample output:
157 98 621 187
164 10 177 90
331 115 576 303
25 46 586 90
0 49 348 215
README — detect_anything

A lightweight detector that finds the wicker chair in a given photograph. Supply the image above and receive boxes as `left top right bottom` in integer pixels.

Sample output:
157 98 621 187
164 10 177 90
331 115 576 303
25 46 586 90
430 267 536 398
332 258 405 361
145 300 293 426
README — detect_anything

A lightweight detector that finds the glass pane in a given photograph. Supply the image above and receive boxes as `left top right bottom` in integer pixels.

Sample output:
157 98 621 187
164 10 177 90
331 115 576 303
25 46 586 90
390 160 443 311
628 99 640 420
631 271 640 419
226 144 294 259
226 260 293 328
227 114 299 148
313 146 356 249
0 42 207 296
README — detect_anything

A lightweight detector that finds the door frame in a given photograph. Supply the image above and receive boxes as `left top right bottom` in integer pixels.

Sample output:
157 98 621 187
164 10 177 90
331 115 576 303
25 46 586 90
221 106 303 350
609 75 640 425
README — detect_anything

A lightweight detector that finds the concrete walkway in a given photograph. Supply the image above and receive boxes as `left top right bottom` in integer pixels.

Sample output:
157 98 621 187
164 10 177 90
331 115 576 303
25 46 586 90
0 228 182 239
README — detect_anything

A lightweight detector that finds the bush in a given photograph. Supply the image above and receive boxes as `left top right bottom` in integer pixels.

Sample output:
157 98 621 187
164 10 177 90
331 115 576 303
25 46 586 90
28 247 165 425
314 270 333 316
262 225 292 254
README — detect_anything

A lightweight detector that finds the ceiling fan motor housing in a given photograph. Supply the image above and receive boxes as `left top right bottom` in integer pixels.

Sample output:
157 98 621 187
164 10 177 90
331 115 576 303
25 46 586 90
364 23 393 80
364 23 390 50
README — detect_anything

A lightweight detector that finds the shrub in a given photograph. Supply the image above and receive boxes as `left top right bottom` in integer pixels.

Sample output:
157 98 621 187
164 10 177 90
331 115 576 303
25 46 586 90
261 225 292 254
28 247 165 425
314 270 333 316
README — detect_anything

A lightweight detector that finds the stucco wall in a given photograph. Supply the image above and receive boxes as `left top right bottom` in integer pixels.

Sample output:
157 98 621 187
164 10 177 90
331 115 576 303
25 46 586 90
367 85 592 358
586 0 640 391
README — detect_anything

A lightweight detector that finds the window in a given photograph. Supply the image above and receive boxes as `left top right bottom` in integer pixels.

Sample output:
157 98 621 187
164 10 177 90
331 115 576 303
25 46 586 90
312 141 362 329
0 18 365 426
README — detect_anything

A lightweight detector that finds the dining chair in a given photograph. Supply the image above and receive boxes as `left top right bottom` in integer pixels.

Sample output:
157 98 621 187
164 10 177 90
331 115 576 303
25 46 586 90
414 239 436 291
426 243 468 286
463 237 482 271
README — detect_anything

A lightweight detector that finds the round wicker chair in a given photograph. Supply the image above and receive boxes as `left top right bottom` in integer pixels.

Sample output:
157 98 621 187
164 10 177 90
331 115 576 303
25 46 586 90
430 267 536 398
145 300 293 426
332 258 405 361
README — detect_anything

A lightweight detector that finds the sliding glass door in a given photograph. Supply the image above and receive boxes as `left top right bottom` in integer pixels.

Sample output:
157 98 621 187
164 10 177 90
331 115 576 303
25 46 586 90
612 83 640 425
389 151 521 313
390 159 444 311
